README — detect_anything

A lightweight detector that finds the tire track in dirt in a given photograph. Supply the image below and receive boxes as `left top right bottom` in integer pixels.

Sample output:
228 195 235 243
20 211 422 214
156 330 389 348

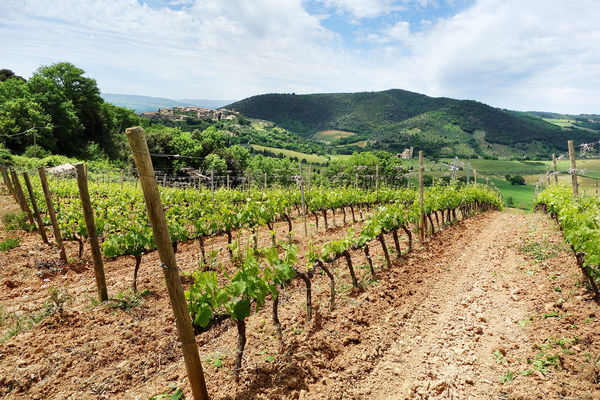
347 212 534 399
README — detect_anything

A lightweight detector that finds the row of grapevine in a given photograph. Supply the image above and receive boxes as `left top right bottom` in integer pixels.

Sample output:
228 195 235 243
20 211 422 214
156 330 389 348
186 183 503 378
534 185 600 297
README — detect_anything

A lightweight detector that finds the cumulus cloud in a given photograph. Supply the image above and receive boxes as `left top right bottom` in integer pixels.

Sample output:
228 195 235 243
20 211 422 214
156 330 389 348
1 0 599 112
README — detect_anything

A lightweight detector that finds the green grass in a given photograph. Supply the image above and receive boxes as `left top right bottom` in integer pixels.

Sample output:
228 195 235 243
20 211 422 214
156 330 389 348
488 177 535 210
0 237 21 252
251 145 329 164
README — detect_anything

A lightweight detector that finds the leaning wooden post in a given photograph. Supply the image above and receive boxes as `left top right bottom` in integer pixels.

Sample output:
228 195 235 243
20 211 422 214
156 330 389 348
299 162 308 236
22 172 49 244
419 151 425 242
126 127 210 400
10 168 35 224
552 154 558 185
38 167 67 262
1 165 15 197
568 140 578 197
75 163 108 302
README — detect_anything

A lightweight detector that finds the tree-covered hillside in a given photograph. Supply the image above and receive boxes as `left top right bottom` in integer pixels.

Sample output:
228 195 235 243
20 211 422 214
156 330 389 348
228 90 599 158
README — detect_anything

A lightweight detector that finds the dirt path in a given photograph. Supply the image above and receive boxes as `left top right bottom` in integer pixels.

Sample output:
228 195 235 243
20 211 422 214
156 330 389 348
358 211 531 399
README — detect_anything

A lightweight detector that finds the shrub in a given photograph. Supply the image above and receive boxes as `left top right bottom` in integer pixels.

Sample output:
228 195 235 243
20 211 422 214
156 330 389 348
1 210 31 231
506 196 514 206
509 175 526 185
0 237 21 252
23 145 51 158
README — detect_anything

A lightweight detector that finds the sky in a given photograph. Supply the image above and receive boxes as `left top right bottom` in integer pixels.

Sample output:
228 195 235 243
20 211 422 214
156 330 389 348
1 0 599 114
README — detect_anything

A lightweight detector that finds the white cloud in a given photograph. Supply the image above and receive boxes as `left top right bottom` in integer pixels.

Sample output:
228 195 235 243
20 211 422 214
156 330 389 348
1 0 599 113
362 0 600 113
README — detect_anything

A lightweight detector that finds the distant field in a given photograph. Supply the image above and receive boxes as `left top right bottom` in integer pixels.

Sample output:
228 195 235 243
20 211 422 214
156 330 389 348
543 118 577 128
314 130 356 143
251 145 328 164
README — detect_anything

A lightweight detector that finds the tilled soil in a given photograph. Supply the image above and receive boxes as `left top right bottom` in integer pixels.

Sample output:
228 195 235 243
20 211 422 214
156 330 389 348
0 190 599 400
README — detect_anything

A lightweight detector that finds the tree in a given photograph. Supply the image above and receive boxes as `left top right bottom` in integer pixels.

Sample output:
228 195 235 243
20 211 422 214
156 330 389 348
509 175 525 185
204 153 227 175
28 62 103 155
0 69 25 82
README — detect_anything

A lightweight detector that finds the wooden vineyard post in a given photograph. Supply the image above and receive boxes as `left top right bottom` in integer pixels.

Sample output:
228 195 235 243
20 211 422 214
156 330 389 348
552 154 558 185
264 172 267 190
466 163 471 187
535 181 539 197
247 169 251 196
10 168 35 224
1 165 15 198
451 157 458 183
22 172 49 244
375 164 379 201
125 127 210 400
308 165 312 194
38 167 67 262
596 181 599 197
355 173 358 190
546 166 551 187
1 165 12 195
226 173 230 189
474 170 477 185
210 170 215 202
419 151 425 242
75 163 109 302
299 162 308 237
568 140 578 197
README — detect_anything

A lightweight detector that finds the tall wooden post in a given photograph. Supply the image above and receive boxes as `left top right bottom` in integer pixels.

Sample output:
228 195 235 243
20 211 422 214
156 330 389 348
38 167 67 262
1 165 12 194
247 169 251 196
22 172 48 244
126 127 210 400
210 170 215 202
264 172 267 190
466 163 471 187
552 154 558 185
308 165 312 194
568 140 578 197
451 157 458 183
596 181 599 197
10 168 35 224
75 163 108 302
375 164 379 201
474 170 477 185
355 173 358 190
1 165 15 197
419 151 425 242
299 163 308 236
226 173 230 190
486 177 489 186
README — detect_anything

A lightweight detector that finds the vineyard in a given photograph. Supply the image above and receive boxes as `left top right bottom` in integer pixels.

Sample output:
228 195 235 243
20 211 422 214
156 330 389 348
0 134 599 399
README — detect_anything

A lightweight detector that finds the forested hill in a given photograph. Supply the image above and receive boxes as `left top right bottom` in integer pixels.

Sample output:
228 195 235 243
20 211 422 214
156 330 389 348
228 89 599 158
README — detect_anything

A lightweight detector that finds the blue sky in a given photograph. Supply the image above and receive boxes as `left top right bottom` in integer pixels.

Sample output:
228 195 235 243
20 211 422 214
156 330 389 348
1 0 599 113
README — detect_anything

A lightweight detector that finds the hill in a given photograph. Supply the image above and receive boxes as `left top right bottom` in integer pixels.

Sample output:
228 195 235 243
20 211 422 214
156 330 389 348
228 90 599 158
102 93 235 113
